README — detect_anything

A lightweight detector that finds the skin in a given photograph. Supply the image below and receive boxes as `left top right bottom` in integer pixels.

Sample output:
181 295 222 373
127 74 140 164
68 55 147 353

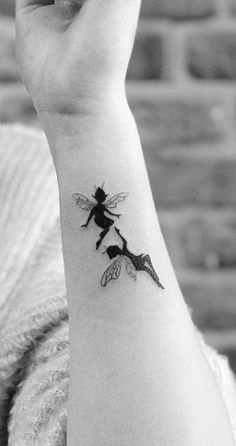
16 1 235 446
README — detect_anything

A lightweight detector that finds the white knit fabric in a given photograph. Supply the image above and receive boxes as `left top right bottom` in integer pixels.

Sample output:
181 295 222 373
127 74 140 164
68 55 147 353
0 124 235 445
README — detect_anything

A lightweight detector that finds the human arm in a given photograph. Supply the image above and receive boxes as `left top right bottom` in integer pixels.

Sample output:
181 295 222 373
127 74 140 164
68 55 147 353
15 1 235 445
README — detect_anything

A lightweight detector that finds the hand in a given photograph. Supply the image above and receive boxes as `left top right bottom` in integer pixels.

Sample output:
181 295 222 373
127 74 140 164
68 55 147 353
15 0 142 119
81 224 87 228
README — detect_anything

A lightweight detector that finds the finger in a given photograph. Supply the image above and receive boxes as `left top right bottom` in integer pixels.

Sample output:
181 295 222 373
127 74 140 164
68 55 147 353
16 0 54 13
55 0 83 7
55 0 83 15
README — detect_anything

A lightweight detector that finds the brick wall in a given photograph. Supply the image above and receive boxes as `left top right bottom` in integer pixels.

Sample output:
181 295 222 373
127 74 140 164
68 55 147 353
1 0 236 371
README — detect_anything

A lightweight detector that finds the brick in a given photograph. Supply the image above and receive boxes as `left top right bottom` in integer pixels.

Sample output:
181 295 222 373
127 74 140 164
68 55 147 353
179 270 236 330
187 30 236 79
230 0 236 15
141 0 215 20
127 23 163 80
0 17 21 82
159 209 236 269
0 0 15 15
182 211 236 269
127 86 227 148
0 84 37 125
145 152 236 207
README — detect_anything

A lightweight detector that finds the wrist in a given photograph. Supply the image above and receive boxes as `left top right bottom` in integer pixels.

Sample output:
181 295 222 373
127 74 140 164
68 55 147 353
38 96 136 168
37 86 129 140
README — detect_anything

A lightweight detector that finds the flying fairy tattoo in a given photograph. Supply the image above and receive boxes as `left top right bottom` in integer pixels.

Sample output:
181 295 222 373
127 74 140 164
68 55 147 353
101 228 165 289
72 183 129 250
73 184 164 290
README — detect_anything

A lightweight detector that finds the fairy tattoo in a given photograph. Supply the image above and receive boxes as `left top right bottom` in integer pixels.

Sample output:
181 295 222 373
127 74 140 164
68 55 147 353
73 183 128 250
101 228 165 289
72 183 164 290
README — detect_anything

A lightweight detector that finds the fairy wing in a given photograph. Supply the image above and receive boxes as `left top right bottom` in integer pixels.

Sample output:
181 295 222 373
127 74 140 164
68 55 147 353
72 193 96 211
100 257 123 287
105 192 129 209
123 256 137 281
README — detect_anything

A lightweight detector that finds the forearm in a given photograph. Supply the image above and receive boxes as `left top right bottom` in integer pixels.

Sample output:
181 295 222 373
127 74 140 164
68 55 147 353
16 0 234 442
43 102 181 320
41 102 234 446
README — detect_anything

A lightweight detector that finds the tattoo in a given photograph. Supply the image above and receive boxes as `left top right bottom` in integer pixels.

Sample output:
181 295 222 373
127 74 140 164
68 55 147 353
73 183 164 290
72 183 128 250
101 228 164 289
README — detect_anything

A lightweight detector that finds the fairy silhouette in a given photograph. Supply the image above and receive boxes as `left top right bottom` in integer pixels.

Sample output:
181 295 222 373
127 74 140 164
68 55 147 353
101 228 165 289
73 184 128 250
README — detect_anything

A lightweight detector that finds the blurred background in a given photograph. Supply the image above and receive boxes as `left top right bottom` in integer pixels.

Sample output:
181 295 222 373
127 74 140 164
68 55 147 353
0 0 236 372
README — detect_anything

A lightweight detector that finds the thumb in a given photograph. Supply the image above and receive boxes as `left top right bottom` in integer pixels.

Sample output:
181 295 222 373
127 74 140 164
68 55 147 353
76 0 142 70
82 0 142 32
